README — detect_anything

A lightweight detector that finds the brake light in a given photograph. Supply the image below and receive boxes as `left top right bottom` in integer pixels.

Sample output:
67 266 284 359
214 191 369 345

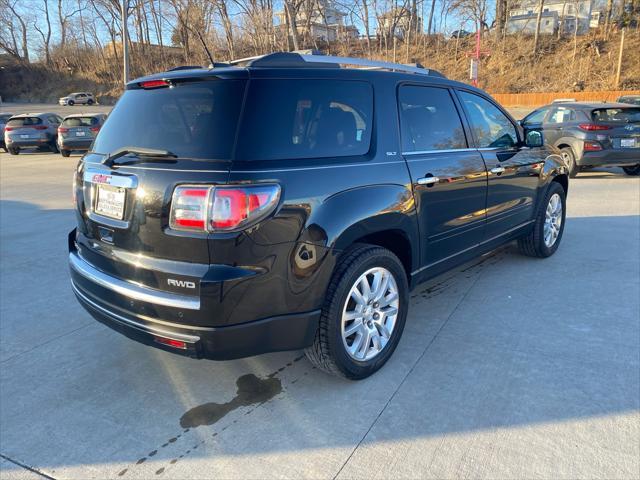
583 141 603 151
169 184 280 232
59 127 69 133
140 79 170 89
5 127 13 131
579 123 611 131
169 186 210 231
90 126 100 132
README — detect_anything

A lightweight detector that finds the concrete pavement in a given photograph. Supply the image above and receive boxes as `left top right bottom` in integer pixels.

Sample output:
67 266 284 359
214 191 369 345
0 150 638 479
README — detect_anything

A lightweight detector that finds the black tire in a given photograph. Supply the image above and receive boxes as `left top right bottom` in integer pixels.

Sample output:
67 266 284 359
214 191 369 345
68 100 75 106
87 99 94 105
622 165 640 176
60 149 71 157
304 244 409 380
518 181 567 258
49 141 59 153
560 147 578 178
8 147 19 155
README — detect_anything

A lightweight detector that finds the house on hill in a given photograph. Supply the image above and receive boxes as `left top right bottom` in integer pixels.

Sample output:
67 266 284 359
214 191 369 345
506 0 603 35
275 0 358 42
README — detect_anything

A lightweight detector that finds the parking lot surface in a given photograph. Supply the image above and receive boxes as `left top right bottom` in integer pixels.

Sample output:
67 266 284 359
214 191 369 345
1 148 639 479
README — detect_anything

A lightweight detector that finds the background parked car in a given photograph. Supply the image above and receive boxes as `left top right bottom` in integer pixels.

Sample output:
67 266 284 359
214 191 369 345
57 113 107 157
617 95 640 106
0 112 14 152
521 102 640 177
59 92 96 106
3 113 62 155
450 29 473 39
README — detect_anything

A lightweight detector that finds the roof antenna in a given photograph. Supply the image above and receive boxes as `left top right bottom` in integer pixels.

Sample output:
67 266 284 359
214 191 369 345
193 29 215 68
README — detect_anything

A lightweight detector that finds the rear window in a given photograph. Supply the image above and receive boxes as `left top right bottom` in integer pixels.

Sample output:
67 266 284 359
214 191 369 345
7 117 43 127
92 80 246 159
63 116 100 127
592 108 640 124
236 79 373 161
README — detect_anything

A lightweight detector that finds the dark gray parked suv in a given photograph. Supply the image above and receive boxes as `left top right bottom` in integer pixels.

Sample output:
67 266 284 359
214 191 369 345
521 102 640 177
4 113 63 154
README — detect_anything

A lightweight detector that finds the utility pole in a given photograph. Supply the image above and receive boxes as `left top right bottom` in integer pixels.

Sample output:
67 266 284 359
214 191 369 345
614 28 625 88
122 0 130 85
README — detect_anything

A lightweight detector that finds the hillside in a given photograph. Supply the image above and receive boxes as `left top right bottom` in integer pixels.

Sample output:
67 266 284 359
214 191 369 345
1 30 638 105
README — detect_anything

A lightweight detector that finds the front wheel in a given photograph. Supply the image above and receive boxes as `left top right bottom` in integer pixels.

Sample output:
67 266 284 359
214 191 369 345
518 181 566 258
622 165 640 176
305 244 409 380
68 100 74 106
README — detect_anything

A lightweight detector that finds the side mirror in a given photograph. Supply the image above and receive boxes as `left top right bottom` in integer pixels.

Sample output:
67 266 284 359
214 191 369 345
525 129 544 148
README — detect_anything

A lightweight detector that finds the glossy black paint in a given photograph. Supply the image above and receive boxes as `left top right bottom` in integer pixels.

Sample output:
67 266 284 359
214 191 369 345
70 63 568 360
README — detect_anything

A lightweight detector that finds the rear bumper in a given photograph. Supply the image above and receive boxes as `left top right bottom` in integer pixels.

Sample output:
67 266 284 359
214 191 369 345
59 139 92 150
69 239 320 360
579 150 640 167
5 137 52 148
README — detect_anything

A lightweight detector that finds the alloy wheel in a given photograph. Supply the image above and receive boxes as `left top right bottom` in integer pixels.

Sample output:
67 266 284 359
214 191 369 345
543 193 563 247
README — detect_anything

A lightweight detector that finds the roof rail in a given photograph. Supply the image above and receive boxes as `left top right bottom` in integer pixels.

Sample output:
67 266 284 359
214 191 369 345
228 51 445 77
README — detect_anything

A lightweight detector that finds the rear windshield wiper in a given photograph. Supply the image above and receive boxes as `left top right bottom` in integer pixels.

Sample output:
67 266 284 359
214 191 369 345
102 146 177 167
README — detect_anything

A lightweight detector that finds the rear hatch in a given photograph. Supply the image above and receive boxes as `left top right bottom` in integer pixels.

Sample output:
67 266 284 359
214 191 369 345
591 107 640 150
5 116 47 140
74 75 247 295
60 116 101 143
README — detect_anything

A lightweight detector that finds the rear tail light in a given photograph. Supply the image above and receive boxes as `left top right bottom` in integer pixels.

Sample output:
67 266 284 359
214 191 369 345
5 127 13 131
59 127 69 133
90 126 100 133
579 123 611 131
583 141 603 152
169 184 281 232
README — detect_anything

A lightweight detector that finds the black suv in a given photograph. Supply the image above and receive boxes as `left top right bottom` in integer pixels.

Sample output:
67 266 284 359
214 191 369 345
69 52 568 379
521 102 640 177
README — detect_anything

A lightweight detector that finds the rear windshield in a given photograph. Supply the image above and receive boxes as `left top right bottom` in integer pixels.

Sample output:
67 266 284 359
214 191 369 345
63 116 100 126
236 79 373 161
7 117 43 127
92 80 246 159
592 108 640 124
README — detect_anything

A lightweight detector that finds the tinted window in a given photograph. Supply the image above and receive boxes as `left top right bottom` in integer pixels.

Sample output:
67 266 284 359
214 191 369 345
63 116 100 127
592 108 640 124
7 117 43 127
399 86 467 151
459 91 518 148
522 108 548 125
548 107 575 123
92 80 245 159
236 79 373 161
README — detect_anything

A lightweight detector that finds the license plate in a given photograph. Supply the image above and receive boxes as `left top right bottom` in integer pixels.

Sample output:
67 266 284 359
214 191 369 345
75 131 86 137
620 138 637 148
20 134 30 139
95 184 126 220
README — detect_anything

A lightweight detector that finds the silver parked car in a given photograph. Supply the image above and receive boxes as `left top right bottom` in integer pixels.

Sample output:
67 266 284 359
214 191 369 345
4 113 63 155
59 92 96 106
0 112 14 151
57 113 107 157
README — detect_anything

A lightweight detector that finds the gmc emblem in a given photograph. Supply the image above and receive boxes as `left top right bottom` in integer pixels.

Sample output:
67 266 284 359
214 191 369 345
167 278 196 289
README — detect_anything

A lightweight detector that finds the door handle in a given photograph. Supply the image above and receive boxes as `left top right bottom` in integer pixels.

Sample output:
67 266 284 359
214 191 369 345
417 176 439 186
490 166 505 175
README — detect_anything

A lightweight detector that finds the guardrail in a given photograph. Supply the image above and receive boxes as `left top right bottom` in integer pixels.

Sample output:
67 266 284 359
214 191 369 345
490 90 640 107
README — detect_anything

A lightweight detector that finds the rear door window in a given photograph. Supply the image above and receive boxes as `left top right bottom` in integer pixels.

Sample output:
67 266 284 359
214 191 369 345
236 79 373 161
458 91 518 148
7 117 43 127
92 80 246 159
398 85 467 152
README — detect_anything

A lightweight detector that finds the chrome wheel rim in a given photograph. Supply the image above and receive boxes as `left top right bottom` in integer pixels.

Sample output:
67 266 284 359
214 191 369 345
561 151 573 168
341 267 400 361
544 193 563 247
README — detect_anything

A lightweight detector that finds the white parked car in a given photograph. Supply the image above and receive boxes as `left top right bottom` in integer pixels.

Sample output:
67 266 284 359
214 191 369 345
59 92 96 106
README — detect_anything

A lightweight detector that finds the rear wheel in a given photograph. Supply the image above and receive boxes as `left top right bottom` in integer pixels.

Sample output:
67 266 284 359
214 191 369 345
305 244 409 380
8 147 19 155
49 141 59 153
518 181 566 258
622 165 640 176
560 147 578 178
60 149 70 157
87 99 94 105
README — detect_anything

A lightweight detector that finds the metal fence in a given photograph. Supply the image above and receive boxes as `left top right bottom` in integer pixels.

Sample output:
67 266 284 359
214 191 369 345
490 90 640 107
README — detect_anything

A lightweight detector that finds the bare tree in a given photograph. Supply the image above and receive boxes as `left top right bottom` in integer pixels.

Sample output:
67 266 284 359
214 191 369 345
34 0 53 65
0 0 30 62
533 0 545 54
